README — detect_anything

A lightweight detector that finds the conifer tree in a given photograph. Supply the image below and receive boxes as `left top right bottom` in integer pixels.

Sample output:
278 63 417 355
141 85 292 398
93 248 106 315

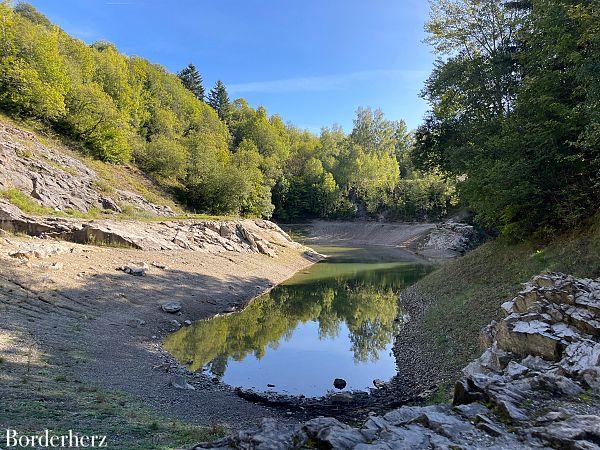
207 80 231 122
177 63 204 101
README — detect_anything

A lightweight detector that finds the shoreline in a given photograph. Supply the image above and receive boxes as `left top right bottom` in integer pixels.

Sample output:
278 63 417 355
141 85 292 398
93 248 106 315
0 231 320 432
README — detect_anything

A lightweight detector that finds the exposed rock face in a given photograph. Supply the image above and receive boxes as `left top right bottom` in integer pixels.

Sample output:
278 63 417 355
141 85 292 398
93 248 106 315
0 123 174 216
416 220 483 260
195 273 600 449
116 189 175 217
0 201 306 257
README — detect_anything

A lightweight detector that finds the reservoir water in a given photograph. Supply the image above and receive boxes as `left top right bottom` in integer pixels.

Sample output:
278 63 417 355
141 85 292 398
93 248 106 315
164 245 432 397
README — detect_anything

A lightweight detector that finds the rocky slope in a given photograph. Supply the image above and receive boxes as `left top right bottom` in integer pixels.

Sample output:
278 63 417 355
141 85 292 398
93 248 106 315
0 199 308 257
414 220 483 260
195 273 600 449
0 122 175 216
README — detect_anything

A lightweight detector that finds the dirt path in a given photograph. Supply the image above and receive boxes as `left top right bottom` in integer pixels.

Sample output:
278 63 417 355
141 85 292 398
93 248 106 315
0 235 317 431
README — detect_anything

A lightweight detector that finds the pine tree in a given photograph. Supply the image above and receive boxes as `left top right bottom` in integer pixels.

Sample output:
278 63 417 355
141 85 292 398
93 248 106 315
207 80 231 122
177 63 204 101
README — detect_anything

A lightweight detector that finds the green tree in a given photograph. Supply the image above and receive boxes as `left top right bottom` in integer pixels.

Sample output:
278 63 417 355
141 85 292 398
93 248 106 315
207 79 231 123
177 63 204 101
416 0 599 236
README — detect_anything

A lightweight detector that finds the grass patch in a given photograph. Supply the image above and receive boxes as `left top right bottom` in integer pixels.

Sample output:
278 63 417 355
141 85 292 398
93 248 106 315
1 189 53 215
0 354 224 449
414 212 600 378
426 383 454 405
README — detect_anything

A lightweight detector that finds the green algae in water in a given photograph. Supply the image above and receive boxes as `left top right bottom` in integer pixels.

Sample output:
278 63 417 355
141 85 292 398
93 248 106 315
164 246 433 397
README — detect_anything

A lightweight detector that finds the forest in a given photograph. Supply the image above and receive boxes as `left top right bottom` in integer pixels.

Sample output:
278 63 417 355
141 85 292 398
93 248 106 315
0 0 598 238
0 2 455 222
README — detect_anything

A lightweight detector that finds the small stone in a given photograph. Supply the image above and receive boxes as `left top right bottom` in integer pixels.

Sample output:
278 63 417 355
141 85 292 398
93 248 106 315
119 262 148 276
506 361 529 378
373 379 386 389
170 375 195 390
161 302 182 313
333 378 347 389
476 419 504 437
127 318 146 328
453 403 491 419
497 399 528 421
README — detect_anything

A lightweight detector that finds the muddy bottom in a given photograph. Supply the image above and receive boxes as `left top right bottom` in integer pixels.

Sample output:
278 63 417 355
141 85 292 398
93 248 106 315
164 245 433 398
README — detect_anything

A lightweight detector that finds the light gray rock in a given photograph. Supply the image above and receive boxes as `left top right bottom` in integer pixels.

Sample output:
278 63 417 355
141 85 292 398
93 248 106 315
119 262 149 276
303 417 367 449
529 415 600 449
0 123 174 216
0 203 308 258
453 402 491 419
495 318 563 360
161 302 182 314
169 375 195 390
505 361 529 378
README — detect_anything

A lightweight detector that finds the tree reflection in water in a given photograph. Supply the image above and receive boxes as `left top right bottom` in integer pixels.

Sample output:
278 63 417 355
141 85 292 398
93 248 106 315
165 249 432 387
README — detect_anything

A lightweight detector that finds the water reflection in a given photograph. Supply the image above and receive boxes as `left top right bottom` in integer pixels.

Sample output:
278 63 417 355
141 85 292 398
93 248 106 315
164 246 432 397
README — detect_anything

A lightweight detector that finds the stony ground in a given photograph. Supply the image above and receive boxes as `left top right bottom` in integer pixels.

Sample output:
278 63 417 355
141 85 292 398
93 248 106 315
0 229 318 447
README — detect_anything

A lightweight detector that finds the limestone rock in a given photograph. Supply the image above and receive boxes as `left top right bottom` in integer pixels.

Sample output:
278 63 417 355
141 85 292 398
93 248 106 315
118 262 149 276
169 375 195 390
161 302 182 314
529 415 600 448
0 123 174 216
0 201 314 259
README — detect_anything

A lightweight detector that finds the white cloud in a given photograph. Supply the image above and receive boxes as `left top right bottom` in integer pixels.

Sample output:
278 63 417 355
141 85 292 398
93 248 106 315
228 69 428 94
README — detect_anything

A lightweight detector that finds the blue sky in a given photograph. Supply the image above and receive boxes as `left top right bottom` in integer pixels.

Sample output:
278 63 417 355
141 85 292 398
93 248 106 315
27 0 435 132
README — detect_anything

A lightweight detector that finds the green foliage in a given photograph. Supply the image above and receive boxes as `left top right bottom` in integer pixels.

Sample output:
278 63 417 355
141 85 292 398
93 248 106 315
178 63 204 101
273 107 455 221
207 80 231 123
0 2 457 221
416 0 600 237
62 82 130 162
135 135 187 178
1 188 52 215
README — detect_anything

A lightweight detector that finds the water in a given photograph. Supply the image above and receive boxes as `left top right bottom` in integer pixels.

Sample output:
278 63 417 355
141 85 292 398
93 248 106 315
164 245 432 397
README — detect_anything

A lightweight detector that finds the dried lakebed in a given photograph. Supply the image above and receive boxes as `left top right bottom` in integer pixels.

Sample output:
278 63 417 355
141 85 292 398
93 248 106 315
164 245 433 402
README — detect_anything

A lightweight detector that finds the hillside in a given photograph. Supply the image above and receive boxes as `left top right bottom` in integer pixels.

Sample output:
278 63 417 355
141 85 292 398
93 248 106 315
0 114 189 219
0 2 456 223
394 213 600 401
